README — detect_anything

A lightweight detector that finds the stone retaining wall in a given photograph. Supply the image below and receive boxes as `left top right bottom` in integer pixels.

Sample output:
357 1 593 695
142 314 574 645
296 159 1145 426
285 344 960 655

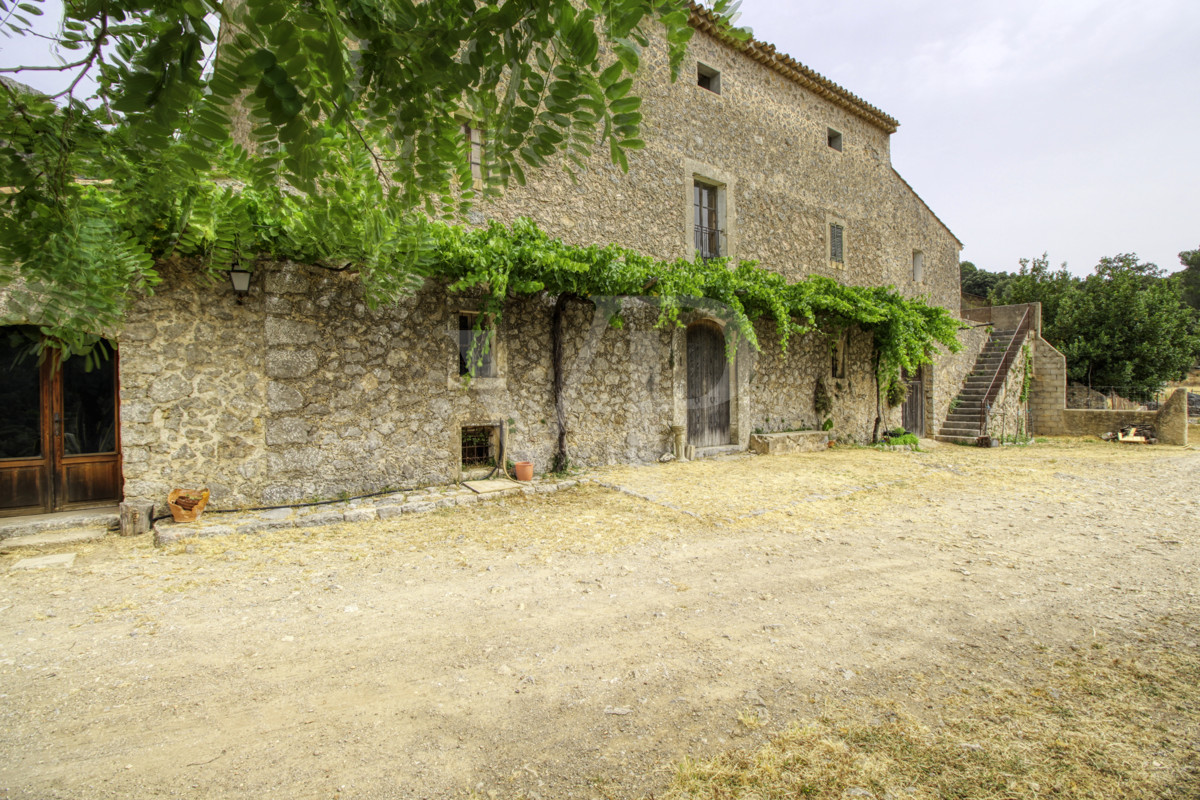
1028 336 1188 445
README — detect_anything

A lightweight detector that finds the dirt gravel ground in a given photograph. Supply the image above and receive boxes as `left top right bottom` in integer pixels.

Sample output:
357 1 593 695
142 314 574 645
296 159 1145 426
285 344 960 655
2 439 1198 799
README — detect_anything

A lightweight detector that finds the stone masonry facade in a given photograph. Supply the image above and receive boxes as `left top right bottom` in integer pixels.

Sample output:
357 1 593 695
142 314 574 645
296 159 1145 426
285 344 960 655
6 13 981 515
119 260 903 512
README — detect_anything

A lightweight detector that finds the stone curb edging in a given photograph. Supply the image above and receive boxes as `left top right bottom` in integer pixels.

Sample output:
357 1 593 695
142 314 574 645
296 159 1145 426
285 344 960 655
152 480 582 547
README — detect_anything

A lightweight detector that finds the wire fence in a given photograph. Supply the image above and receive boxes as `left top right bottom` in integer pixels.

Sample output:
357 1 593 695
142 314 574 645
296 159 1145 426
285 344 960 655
1065 386 1200 422
1065 384 1188 411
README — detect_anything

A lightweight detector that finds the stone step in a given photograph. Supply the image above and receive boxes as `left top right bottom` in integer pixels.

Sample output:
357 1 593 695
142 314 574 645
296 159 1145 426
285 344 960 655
940 425 981 436
692 444 744 459
0 507 119 541
0 527 107 550
934 434 983 446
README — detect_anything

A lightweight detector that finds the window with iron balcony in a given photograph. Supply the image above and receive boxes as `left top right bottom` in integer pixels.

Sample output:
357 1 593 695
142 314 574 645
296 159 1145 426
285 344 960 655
693 181 723 260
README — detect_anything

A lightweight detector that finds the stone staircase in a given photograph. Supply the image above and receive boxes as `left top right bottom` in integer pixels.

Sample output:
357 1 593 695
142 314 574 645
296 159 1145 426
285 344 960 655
936 329 1021 445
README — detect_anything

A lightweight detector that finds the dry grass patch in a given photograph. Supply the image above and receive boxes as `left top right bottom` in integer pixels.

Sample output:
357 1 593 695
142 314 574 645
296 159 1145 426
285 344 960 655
165 484 694 562
654 618 1200 800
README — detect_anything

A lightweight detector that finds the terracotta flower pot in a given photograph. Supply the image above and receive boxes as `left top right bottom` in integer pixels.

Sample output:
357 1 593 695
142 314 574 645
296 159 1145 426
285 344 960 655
514 461 534 482
167 488 210 523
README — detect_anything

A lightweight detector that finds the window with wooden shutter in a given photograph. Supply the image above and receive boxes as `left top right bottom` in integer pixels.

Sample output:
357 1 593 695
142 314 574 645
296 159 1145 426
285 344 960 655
830 223 844 264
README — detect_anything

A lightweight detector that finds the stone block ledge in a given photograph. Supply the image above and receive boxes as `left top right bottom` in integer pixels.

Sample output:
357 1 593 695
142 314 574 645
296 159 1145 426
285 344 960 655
748 431 832 455
152 479 581 546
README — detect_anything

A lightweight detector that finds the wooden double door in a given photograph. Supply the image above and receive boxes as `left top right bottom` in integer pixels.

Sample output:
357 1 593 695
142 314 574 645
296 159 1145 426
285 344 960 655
1 328 122 516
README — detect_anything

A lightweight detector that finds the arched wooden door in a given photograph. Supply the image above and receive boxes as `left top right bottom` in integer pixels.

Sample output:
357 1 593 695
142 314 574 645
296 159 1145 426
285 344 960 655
686 321 731 447
1 328 122 516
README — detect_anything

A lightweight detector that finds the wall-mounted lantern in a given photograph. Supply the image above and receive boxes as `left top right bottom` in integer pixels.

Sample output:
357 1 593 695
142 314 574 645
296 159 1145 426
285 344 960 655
229 267 251 302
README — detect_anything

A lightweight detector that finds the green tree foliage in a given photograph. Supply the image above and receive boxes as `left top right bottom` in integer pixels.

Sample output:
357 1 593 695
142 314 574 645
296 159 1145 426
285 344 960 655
994 253 1078 327
959 261 1011 300
1175 247 1200 311
1052 255 1200 397
997 253 1200 397
0 0 743 349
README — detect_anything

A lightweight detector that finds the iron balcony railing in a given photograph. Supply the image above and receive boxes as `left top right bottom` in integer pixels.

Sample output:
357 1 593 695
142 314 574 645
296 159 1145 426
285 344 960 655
694 224 724 260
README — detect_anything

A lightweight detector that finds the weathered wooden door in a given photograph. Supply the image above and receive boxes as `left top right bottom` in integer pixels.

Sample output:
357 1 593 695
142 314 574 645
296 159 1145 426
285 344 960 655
687 321 731 447
901 366 924 437
1 328 122 516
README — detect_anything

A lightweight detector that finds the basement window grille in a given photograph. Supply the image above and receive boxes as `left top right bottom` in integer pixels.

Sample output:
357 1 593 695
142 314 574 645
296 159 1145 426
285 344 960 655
461 425 495 467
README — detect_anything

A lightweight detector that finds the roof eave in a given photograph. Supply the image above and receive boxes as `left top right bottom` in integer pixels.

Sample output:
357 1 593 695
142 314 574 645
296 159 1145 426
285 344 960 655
688 3 900 134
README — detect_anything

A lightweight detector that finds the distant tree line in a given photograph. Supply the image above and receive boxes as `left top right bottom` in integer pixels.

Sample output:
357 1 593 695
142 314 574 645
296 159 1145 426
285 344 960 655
960 250 1200 398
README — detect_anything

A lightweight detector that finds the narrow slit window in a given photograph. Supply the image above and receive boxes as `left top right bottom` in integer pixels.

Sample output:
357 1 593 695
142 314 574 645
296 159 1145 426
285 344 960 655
912 250 925 283
458 312 495 377
697 63 721 94
827 128 843 151
829 223 844 264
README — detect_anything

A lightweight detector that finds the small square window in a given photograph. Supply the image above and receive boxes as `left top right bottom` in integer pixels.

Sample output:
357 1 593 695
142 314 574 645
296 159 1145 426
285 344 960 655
827 128 843 151
697 63 721 94
829 223 844 264
458 312 495 377
912 250 925 283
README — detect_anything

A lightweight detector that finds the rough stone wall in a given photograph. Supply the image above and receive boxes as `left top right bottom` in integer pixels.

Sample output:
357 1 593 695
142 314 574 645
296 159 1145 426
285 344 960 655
745 324 890 441
116 261 269 509
478 28 960 311
120 263 694 511
119 260 920 511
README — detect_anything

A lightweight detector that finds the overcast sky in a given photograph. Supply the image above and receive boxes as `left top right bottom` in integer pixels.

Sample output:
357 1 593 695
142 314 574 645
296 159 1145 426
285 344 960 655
5 1 1198 277
733 0 1200 277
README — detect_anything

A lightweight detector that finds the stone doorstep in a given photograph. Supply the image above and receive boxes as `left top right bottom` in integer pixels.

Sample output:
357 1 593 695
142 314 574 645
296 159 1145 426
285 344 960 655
0 528 107 550
0 508 119 541
152 478 582 546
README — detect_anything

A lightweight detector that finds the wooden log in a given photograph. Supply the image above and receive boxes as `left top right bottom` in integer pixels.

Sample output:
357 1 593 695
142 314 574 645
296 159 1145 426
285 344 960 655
119 502 153 537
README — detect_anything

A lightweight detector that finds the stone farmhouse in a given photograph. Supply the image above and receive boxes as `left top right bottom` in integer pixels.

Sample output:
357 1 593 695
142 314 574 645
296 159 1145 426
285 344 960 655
9 6 1103 527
